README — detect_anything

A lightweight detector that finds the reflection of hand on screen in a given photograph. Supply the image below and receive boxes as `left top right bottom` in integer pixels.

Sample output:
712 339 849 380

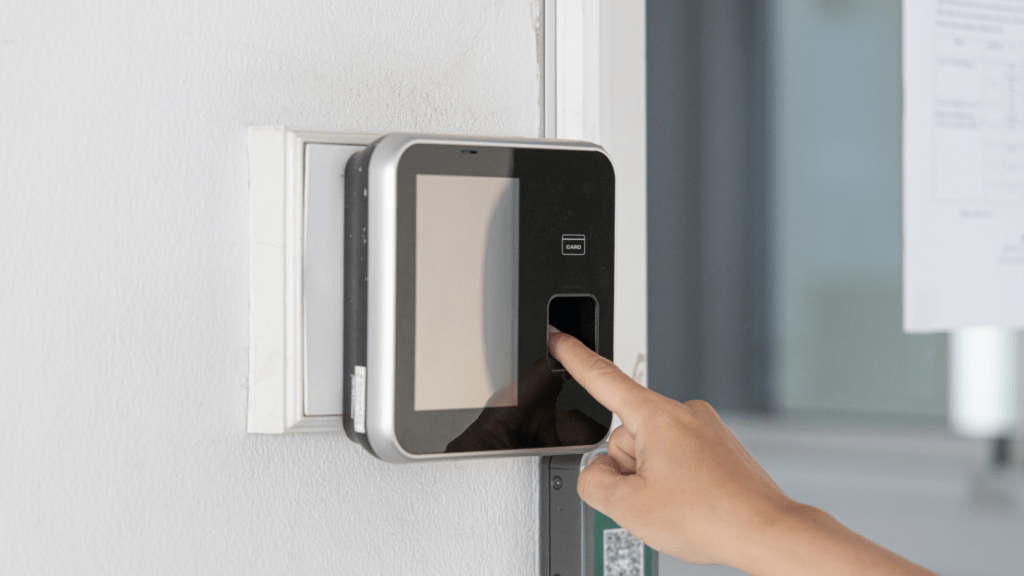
445 354 606 453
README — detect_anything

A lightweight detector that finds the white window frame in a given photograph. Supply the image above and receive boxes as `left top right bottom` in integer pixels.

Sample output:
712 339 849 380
544 0 649 391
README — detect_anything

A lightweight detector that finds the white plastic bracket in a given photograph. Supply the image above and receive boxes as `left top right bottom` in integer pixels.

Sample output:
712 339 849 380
247 127 377 433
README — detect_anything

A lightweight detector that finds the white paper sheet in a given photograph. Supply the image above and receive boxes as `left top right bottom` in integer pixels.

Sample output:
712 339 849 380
904 0 1024 332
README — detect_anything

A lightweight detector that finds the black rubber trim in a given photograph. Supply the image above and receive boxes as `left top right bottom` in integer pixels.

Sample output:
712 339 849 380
342 140 377 455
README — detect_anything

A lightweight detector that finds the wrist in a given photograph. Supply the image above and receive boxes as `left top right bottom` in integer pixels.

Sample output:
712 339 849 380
730 499 933 576
734 499 815 568
728 500 835 576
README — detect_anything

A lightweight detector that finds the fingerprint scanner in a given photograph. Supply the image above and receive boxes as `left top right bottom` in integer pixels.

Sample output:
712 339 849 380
547 295 598 370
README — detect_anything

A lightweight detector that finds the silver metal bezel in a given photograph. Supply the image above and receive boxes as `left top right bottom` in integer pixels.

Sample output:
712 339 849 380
364 133 614 463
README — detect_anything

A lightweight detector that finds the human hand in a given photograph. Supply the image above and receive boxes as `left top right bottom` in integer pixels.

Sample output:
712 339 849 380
548 329 790 567
548 331 935 576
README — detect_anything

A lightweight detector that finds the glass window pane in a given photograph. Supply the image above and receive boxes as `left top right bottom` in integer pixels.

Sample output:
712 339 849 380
769 0 947 424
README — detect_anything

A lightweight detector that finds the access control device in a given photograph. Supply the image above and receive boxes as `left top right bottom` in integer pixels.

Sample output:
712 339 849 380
342 134 616 462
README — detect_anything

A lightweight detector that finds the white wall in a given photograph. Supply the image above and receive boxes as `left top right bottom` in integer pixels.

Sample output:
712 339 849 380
0 1 544 573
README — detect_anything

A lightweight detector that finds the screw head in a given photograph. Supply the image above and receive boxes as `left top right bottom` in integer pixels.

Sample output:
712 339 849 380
552 476 563 490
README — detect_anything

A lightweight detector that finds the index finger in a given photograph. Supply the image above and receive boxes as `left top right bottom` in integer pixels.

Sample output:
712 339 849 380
548 329 654 433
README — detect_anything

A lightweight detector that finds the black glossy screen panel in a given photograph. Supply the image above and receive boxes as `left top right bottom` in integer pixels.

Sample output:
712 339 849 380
393 143 614 455
548 295 598 371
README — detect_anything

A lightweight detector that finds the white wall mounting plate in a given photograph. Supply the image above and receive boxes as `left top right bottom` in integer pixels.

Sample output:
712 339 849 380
248 127 377 433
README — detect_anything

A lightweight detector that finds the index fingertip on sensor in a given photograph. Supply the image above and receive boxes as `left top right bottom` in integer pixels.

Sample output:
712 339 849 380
547 295 599 371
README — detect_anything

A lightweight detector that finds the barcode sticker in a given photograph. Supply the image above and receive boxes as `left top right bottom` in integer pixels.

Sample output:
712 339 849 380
603 527 644 576
351 365 366 433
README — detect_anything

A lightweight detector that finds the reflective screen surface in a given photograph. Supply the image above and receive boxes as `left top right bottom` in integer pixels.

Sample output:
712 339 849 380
392 144 614 455
414 175 520 411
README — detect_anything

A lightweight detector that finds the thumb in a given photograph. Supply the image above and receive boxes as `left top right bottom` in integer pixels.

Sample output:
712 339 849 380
577 454 642 519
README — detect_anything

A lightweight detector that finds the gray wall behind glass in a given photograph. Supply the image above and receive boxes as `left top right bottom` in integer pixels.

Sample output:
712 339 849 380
647 0 771 411
771 0 945 423
647 0 948 423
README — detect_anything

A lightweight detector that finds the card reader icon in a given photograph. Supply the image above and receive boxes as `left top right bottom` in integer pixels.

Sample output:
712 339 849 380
561 234 586 256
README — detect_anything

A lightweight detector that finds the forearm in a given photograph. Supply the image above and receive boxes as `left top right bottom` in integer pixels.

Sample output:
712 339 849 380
734 502 936 576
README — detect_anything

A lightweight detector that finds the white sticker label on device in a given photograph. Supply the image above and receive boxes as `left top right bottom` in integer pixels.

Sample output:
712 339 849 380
351 365 367 434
